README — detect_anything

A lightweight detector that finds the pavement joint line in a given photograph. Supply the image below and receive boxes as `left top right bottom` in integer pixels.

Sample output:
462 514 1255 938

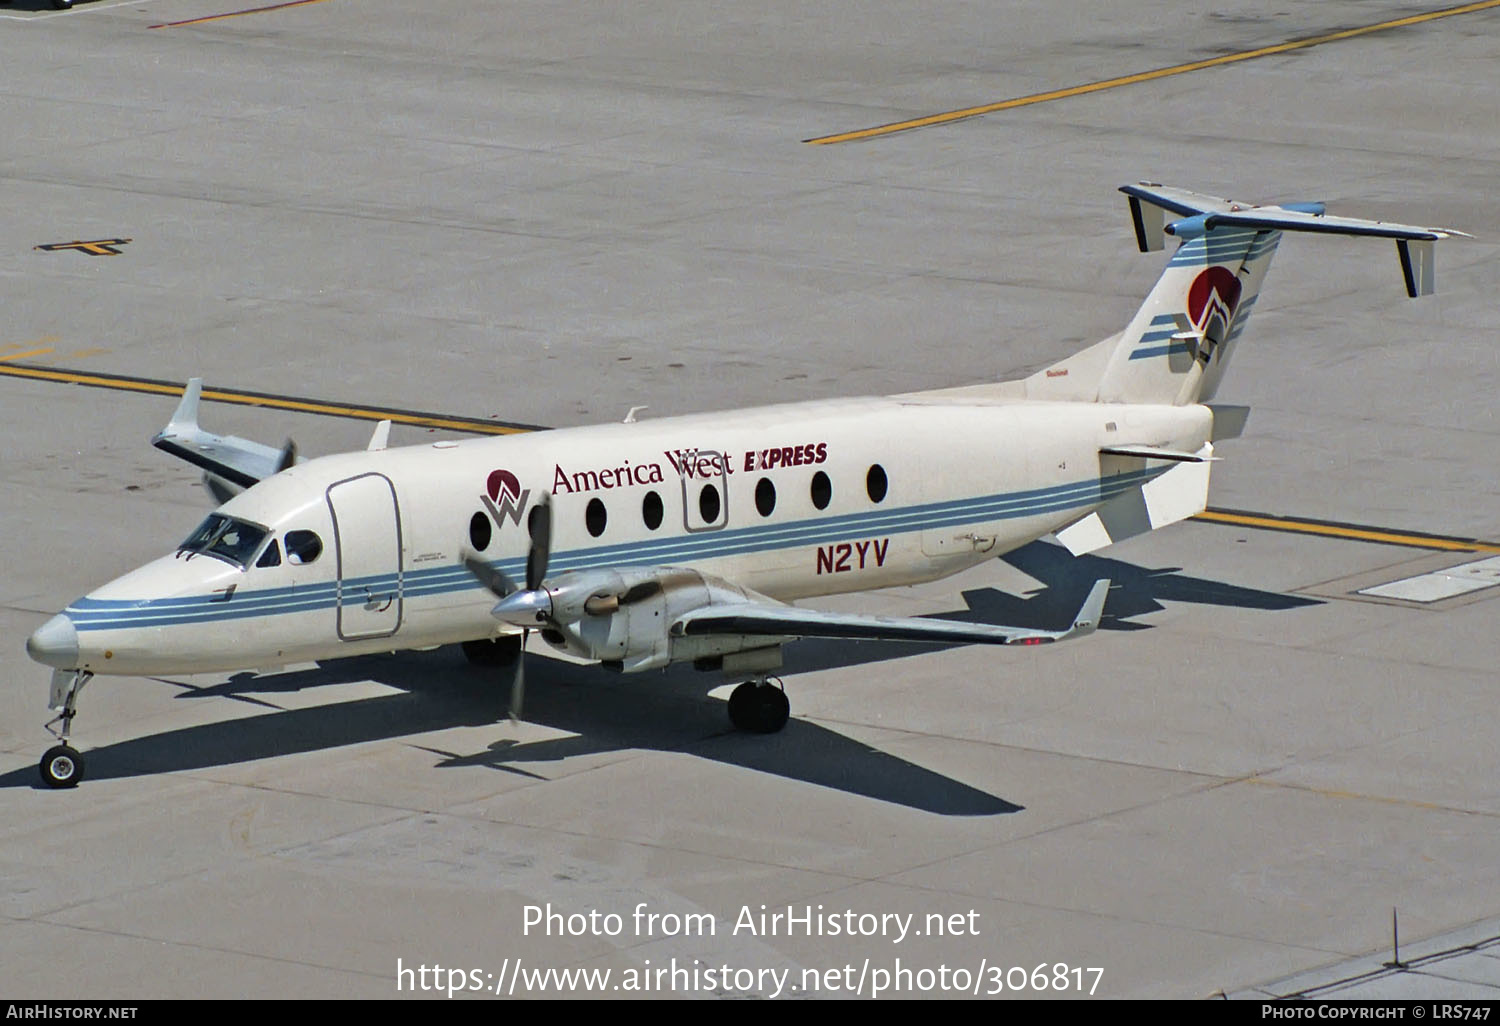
150 0 333 30
24 914 394 983
813 866 1358 961
118 772 876 884
0 348 53 363
1238 775 1498 819
805 0 1500 144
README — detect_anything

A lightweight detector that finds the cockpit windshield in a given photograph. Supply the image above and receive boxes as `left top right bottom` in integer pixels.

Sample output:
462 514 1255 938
177 514 270 569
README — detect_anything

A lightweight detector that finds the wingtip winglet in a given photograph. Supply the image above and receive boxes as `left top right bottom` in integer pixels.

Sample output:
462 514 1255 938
1066 579 1111 639
159 377 204 440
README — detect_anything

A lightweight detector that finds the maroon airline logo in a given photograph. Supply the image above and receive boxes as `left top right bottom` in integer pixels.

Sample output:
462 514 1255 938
1187 266 1242 332
1185 266 1242 364
481 469 529 528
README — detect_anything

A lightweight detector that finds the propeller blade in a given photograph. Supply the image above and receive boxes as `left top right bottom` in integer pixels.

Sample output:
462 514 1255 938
526 493 552 591
275 439 297 474
510 629 527 722
460 550 518 599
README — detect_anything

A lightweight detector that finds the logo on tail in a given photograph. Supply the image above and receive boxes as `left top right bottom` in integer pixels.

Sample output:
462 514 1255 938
1186 266 1242 364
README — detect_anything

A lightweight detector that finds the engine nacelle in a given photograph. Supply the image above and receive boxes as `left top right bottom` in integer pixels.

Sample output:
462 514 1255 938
541 568 785 673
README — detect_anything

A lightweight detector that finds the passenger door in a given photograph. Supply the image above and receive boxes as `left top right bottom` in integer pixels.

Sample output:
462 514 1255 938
326 473 404 640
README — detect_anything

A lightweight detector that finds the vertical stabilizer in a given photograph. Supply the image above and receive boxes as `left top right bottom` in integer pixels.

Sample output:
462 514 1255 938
1022 185 1468 406
1095 222 1279 405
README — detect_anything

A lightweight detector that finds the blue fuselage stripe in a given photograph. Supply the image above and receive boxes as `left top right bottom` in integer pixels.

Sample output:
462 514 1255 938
67 468 1164 631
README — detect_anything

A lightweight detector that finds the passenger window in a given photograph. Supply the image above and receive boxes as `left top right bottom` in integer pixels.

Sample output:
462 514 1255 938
810 471 832 510
866 464 888 503
469 511 492 551
642 490 664 531
285 530 323 565
585 498 607 538
699 483 721 523
755 477 776 517
256 540 282 568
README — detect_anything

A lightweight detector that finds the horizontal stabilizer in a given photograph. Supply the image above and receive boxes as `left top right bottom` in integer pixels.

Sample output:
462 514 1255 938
1099 444 1218 463
1122 183 1469 297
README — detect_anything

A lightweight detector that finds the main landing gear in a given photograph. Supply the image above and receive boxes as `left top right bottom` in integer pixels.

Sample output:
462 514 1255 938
727 677 790 734
40 670 92 789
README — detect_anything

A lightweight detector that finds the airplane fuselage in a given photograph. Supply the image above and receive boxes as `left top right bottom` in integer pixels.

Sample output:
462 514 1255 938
41 395 1210 677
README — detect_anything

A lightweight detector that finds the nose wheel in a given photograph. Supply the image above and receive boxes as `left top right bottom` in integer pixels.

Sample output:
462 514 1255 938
39 670 91 789
727 678 790 734
40 746 84 788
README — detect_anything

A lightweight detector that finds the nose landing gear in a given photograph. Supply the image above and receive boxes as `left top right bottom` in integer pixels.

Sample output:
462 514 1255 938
726 677 790 734
40 670 92 789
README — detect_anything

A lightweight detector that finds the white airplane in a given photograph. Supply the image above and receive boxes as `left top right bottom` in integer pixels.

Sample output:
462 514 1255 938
24 184 1467 788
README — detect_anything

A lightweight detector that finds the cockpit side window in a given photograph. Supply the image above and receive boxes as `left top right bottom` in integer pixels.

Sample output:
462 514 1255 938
178 514 270 570
285 530 323 565
256 539 282 569
207 522 267 567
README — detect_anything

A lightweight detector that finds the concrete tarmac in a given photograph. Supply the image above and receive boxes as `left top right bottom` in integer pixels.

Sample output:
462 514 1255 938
1 0 1497 999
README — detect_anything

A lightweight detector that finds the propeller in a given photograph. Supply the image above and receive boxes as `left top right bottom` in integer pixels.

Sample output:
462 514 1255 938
461 492 559 723
274 439 298 475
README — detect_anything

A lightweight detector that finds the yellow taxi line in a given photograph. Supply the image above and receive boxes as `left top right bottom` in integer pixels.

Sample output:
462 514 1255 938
806 0 1500 144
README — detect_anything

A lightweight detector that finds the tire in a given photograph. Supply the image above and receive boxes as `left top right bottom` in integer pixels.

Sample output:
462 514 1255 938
728 682 789 733
727 681 757 730
751 685 790 733
40 745 84 788
53 1 77 11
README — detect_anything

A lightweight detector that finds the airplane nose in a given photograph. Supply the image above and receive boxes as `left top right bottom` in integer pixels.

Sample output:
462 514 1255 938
26 614 79 669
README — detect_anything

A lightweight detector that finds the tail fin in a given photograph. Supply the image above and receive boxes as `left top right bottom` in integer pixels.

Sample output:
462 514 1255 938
1028 184 1468 406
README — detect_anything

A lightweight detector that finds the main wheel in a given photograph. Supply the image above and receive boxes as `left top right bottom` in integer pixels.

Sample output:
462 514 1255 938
52 0 77 11
727 682 790 734
727 681 757 730
40 745 84 788
462 635 523 667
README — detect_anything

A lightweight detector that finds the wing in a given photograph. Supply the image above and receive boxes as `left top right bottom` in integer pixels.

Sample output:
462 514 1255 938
671 579 1110 648
152 378 298 498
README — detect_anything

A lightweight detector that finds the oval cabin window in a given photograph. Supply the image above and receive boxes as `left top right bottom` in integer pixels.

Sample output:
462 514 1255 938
469 511 492 550
585 498 608 538
755 477 776 517
642 490 664 530
810 471 832 511
699 483 721 523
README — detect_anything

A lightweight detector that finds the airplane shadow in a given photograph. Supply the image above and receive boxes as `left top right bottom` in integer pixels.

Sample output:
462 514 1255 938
785 540 1322 674
0 543 1318 814
0 651 1018 815
2 1 85 12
